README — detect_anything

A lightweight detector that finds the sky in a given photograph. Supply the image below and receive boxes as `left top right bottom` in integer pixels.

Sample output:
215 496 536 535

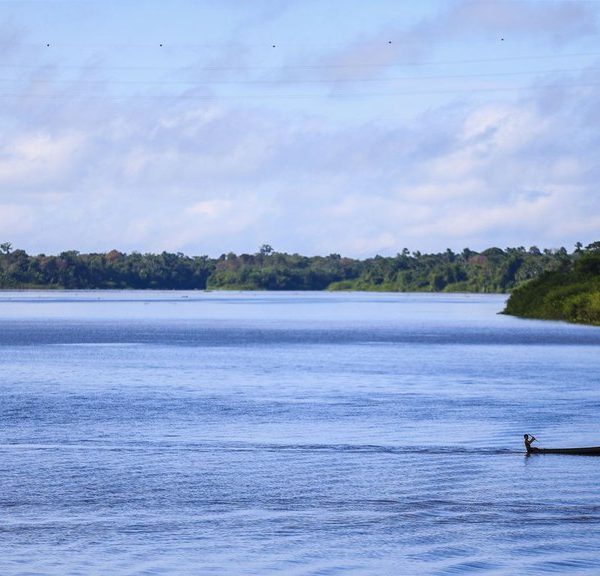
1 0 600 257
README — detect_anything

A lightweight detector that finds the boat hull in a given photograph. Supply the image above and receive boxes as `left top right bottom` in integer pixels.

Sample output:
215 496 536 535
529 446 600 456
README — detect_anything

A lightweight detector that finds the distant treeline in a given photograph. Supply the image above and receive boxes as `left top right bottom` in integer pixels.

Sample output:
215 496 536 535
0 241 592 293
503 242 600 325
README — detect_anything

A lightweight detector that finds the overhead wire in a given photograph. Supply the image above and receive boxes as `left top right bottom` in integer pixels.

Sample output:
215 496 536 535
0 50 599 72
0 81 597 102
0 67 591 86
0 45 596 102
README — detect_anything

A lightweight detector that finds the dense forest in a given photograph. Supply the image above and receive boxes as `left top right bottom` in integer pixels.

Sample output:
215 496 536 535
0 241 587 293
503 242 600 325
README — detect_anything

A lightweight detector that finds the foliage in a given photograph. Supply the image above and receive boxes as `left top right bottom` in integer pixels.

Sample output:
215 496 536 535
0 243 583 294
327 246 569 293
503 248 600 325
207 251 359 290
0 248 214 289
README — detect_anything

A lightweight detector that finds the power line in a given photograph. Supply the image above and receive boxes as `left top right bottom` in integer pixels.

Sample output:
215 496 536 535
0 67 589 87
1 51 599 72
0 81 596 102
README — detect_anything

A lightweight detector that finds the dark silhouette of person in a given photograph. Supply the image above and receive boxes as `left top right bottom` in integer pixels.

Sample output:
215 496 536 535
524 434 537 453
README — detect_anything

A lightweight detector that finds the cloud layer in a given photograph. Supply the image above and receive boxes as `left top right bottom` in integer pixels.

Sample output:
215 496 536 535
1 1 599 256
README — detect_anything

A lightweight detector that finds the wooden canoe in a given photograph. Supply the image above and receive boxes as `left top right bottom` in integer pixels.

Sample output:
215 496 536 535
529 446 600 456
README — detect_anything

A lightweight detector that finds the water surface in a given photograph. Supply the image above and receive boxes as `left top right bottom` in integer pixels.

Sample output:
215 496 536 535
1 291 600 575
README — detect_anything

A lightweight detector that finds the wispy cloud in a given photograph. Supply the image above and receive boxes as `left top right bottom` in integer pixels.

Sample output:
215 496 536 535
318 0 598 80
440 0 597 43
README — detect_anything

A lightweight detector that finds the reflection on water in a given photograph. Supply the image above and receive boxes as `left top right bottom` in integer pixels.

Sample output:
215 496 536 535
1 291 600 575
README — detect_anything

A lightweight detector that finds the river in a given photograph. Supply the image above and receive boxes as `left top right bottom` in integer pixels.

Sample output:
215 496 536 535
1 291 600 574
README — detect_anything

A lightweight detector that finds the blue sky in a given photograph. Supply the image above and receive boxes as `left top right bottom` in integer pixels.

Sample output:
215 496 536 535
1 0 600 256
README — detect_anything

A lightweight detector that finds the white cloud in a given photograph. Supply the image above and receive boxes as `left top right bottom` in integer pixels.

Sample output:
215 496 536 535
0 132 85 187
0 203 34 235
187 199 233 219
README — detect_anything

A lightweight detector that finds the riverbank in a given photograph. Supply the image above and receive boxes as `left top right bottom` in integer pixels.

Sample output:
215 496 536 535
503 251 600 326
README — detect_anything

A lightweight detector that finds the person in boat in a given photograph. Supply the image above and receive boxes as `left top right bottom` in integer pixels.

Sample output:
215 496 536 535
524 434 537 453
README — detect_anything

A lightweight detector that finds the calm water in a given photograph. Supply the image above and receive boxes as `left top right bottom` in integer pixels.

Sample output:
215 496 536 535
1 291 600 575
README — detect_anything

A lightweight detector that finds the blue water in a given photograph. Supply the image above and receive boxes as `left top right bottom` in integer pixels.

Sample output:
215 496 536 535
1 291 600 575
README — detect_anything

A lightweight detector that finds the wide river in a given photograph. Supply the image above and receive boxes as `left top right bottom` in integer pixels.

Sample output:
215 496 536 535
1 291 600 575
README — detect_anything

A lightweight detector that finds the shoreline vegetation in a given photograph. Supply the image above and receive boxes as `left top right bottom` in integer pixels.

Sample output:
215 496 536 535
0 240 595 292
502 243 600 326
